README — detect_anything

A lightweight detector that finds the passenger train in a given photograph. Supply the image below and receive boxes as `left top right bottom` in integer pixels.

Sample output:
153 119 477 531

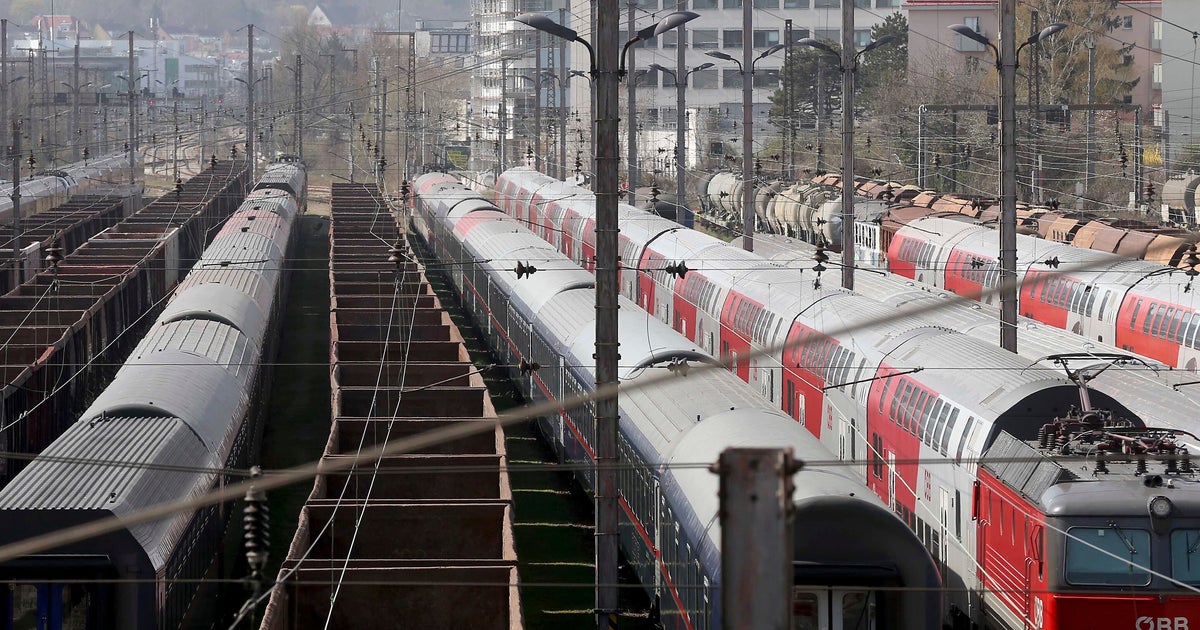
885 215 1200 372
0 158 304 629
0 152 145 222
488 167 1200 630
411 172 943 630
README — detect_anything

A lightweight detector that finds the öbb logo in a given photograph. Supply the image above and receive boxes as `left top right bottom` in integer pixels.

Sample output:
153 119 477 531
1136 618 1190 630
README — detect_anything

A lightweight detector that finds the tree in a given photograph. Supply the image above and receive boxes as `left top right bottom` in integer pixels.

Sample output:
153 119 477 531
768 46 841 132
1018 0 1139 106
858 12 908 110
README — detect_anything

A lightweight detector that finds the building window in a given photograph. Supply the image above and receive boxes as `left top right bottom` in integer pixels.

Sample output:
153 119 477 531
876 0 899 6
787 28 811 44
692 68 718 88
693 29 719 49
854 0 869 6
753 29 780 48
636 0 657 8
723 68 743 89
753 69 780 88
814 0 838 7
854 29 870 48
1123 94 1133 104
1154 62 1163 89
662 31 683 49
1121 15 1133 29
784 0 809 6
754 0 780 7
957 17 986 52
814 28 839 44
724 0 741 8
636 67 660 88
724 29 743 49
694 0 717 7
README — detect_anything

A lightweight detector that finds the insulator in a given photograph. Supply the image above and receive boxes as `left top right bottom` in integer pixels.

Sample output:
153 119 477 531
1037 424 1050 449
242 470 270 575
1183 451 1193 473
1136 456 1148 475
1095 450 1108 474
1167 449 1179 473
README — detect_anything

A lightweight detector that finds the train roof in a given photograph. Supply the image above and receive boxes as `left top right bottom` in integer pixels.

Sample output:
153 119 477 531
983 431 1200 517
0 412 219 572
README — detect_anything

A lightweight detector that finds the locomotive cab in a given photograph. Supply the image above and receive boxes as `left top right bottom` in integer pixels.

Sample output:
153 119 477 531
977 409 1200 630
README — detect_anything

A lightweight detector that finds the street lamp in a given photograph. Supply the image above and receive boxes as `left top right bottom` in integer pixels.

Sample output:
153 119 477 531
705 43 783 252
513 9 695 629
61 79 92 162
799 34 896 290
946 13 1066 352
649 61 713 227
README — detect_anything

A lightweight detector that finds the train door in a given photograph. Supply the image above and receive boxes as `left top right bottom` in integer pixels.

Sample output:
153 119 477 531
887 453 897 510
793 589 877 630
4 583 110 630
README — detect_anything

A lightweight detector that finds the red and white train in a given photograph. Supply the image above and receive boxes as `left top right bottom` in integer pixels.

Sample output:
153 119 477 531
487 167 1200 630
885 215 1200 371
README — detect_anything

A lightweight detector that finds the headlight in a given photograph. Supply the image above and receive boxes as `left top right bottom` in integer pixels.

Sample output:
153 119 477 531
1150 495 1174 519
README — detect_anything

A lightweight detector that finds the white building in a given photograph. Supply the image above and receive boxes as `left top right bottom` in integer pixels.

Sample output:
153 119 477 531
471 1 903 176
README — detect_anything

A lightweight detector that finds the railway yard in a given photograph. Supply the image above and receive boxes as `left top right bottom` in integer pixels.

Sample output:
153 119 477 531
6 1 1200 628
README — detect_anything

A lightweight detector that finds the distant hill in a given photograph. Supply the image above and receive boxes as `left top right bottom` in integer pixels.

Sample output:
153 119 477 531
1 0 472 37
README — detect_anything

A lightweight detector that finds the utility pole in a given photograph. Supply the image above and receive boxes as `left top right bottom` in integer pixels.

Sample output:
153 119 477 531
718 448 796 628
999 0 1019 353
840 0 855 289
348 103 356 182
627 0 638 205
1 19 7 153
198 96 206 163
295 54 303 161
379 77 386 182
534 31 543 172
740 0 754 251
10 119 20 283
1086 37 1096 191
815 62 825 173
1029 10 1040 201
172 99 179 181
784 19 793 180
676 0 690 227
128 31 136 187
406 34 416 179
499 56 509 173
246 24 255 181
595 0 620 625
558 9 568 180
70 31 80 161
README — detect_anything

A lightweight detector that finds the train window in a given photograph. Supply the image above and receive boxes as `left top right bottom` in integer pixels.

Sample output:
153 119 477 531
933 402 952 450
893 382 912 425
919 394 936 443
1144 303 1157 334
1098 290 1112 320
1065 526 1152 586
923 399 942 445
1084 287 1097 316
1129 298 1143 329
1038 276 1051 301
1170 530 1200 584
878 377 892 414
1171 310 1186 343
1152 306 1171 336
953 414 971 463
1188 316 1200 349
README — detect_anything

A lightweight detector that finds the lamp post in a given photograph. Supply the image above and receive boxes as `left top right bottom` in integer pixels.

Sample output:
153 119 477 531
649 61 713 227
514 10 697 628
798 34 896 290
948 14 1066 352
705 44 783 252
61 79 92 162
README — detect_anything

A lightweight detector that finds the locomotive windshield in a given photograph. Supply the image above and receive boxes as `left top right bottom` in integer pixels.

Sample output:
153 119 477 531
1171 530 1200 583
1065 526 1152 586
